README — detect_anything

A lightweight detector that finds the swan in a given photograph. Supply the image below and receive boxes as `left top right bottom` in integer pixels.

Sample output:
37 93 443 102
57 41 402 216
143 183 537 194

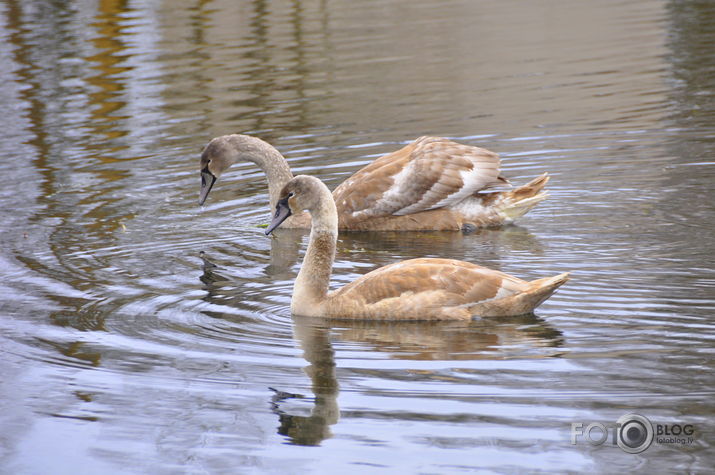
265 175 569 319
200 135 549 231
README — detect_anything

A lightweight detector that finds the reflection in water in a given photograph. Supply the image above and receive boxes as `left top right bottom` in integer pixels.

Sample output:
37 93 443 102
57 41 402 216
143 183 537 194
271 314 563 446
330 315 563 361
85 0 131 142
271 318 339 446
198 250 232 286
665 1 715 130
4 0 142 366
336 224 546 263
264 227 307 277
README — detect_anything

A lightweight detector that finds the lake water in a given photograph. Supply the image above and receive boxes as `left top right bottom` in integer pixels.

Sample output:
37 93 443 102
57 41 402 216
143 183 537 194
1 0 713 472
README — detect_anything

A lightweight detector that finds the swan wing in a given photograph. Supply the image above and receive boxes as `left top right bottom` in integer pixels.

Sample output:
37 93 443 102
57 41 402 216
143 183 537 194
328 258 527 318
333 137 504 223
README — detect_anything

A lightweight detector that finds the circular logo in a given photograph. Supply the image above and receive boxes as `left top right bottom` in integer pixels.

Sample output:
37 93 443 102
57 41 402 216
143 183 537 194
616 413 654 454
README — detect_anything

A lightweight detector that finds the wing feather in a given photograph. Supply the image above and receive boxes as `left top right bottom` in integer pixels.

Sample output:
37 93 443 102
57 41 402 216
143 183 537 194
332 137 502 224
330 258 527 311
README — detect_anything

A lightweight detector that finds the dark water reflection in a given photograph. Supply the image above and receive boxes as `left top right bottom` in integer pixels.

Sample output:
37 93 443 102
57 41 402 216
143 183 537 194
1 0 714 472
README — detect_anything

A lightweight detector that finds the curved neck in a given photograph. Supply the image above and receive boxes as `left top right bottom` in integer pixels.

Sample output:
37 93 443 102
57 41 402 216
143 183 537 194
226 135 294 210
292 185 338 312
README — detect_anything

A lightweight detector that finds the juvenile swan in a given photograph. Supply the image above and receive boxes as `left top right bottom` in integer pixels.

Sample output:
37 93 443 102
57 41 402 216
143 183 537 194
200 135 550 231
265 175 569 320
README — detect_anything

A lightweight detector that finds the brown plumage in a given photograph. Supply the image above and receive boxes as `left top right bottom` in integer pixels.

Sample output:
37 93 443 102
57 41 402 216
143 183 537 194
266 175 569 320
199 134 550 231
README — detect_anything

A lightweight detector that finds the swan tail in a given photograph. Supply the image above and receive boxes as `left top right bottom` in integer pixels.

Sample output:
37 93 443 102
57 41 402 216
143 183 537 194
467 271 569 316
521 272 570 311
498 172 550 221
454 173 550 229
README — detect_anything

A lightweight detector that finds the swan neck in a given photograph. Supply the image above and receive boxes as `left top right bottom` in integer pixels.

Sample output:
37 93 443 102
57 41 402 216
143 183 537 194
292 186 338 312
229 135 293 210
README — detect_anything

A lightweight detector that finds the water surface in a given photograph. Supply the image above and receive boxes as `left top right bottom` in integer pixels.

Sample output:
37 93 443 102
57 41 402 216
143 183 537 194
1 0 714 472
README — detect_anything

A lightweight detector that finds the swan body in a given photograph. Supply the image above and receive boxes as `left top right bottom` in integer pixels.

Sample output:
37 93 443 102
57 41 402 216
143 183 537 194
200 135 549 231
266 175 569 320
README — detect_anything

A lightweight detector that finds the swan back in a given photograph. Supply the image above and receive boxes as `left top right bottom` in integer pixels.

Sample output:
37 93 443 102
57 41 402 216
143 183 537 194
333 136 505 226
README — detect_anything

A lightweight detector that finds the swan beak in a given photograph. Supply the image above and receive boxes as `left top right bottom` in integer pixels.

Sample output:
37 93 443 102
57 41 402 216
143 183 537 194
199 170 216 205
265 198 292 235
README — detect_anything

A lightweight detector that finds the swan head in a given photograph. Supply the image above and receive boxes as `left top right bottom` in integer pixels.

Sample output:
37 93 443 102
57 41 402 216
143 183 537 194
199 136 240 205
265 175 326 235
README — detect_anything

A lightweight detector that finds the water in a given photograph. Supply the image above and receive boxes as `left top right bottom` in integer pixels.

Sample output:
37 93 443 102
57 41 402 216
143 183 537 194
1 0 714 472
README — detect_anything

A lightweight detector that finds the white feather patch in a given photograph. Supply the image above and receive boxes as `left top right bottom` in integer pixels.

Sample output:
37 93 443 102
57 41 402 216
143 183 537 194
395 165 496 215
358 163 413 217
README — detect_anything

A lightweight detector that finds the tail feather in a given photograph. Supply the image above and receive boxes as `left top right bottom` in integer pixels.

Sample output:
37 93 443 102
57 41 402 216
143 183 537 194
468 271 569 316
508 172 550 201
460 172 550 228
499 172 550 220
524 272 570 310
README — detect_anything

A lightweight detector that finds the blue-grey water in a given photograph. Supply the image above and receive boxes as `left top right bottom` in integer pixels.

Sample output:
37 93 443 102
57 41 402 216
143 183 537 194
0 0 713 473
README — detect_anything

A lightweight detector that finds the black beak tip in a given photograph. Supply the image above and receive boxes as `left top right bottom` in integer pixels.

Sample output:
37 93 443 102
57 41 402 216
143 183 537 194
199 171 216 206
265 200 292 235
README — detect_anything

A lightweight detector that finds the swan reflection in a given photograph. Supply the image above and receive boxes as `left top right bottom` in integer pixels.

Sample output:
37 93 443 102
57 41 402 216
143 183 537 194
270 313 563 446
